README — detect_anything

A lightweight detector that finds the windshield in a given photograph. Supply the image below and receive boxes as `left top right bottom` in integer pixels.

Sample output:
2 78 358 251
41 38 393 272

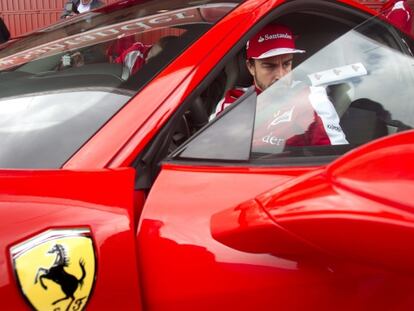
0 0 238 168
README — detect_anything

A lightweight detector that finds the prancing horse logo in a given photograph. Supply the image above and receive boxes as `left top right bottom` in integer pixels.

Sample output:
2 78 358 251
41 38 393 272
35 244 86 310
10 228 96 311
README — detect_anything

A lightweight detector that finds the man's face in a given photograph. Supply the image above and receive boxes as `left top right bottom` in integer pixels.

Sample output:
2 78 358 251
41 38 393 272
246 53 293 91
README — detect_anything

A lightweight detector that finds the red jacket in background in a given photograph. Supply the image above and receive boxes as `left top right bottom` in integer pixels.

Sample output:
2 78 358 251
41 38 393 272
113 41 152 75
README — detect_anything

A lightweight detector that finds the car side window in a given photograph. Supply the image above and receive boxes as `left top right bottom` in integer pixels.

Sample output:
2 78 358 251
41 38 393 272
172 12 414 164
174 88 256 161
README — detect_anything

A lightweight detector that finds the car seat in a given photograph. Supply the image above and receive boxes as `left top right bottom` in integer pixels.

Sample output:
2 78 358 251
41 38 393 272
223 49 253 92
340 98 389 145
187 49 253 130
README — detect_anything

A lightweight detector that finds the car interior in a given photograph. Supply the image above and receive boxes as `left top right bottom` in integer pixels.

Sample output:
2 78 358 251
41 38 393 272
171 11 359 141
168 7 414 160
91 0 413 190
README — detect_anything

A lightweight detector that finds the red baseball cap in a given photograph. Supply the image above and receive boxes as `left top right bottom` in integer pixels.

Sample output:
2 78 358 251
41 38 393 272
246 24 305 59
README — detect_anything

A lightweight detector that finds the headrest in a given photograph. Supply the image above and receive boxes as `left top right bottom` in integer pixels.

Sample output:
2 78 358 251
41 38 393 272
224 50 253 92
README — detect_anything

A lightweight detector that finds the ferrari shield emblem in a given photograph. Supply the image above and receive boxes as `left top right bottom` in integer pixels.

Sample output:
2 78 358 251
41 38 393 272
10 228 96 311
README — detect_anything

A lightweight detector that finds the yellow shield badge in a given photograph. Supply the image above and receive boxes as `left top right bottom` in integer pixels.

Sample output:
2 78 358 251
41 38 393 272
10 228 96 311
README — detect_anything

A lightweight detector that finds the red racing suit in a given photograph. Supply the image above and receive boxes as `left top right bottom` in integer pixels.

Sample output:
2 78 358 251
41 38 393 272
381 0 412 33
210 82 348 149
113 41 152 75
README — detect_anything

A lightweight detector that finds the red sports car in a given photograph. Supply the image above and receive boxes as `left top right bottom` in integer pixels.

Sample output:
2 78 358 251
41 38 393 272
1 0 414 310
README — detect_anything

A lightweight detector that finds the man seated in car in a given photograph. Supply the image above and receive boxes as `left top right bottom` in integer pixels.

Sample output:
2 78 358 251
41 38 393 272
210 23 348 147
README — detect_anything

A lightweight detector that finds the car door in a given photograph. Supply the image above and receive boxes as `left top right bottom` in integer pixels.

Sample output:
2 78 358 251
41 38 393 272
136 2 414 310
1 168 142 311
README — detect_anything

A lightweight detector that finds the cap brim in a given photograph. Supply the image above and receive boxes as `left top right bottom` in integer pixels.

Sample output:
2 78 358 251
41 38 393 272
252 48 306 60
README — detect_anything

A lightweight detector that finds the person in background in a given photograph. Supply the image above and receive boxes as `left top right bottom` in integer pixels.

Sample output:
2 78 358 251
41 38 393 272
381 0 412 33
113 36 179 76
210 23 348 147
61 0 104 19
0 17 10 44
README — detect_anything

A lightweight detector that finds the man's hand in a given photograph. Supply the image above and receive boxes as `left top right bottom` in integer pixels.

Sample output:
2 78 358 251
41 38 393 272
65 13 77 18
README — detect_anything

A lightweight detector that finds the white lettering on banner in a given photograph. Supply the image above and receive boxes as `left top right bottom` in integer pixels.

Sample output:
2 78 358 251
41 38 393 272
94 29 120 37
23 50 46 59
174 13 194 19
0 59 14 65
147 12 195 25
43 44 66 51
120 22 151 31
0 8 201 70
149 17 173 24
65 35 98 45
79 35 98 42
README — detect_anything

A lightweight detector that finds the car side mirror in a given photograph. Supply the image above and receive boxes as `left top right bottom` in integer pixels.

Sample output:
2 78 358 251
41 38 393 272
211 131 414 272
0 17 10 44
